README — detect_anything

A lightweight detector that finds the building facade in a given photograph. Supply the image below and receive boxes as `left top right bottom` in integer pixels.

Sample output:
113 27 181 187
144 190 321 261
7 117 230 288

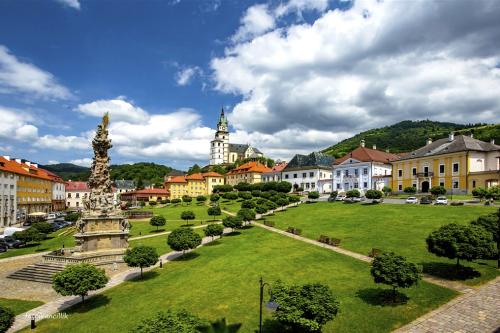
391 134 500 194
65 181 90 210
333 142 399 193
120 189 170 204
261 161 287 183
209 108 263 165
45 170 66 212
0 157 18 228
164 172 224 199
225 161 272 186
113 180 136 205
282 152 334 193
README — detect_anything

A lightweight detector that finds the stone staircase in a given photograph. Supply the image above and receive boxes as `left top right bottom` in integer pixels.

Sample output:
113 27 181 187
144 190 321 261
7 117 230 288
7 263 66 284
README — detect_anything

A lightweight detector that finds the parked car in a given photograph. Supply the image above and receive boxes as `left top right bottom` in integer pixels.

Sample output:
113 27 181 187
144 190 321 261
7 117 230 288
335 195 346 201
47 213 57 220
0 237 25 249
420 196 433 205
405 197 418 204
435 196 448 205
351 196 365 202
0 244 7 253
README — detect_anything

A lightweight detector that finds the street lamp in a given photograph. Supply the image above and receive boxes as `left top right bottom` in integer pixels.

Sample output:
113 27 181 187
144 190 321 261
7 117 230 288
259 277 278 333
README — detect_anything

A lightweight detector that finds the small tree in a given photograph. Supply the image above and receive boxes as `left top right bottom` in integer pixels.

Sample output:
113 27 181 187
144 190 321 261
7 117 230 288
370 252 421 301
276 181 292 193
207 206 222 221
365 189 383 203
204 224 224 240
0 306 14 333
52 263 108 303
210 193 220 204
167 228 202 255
237 208 256 225
426 223 496 268
149 215 166 231
307 191 320 201
65 211 81 222
471 209 500 268
241 200 255 209
171 198 181 205
222 192 238 200
148 200 157 206
472 187 487 201
346 189 361 198
288 195 301 206
180 211 196 226
139 201 146 207
130 310 205 333
234 182 252 192
238 192 252 200
123 246 159 279
182 195 192 205
222 216 243 232
255 205 268 214
13 228 45 246
272 281 339 333
329 191 338 200
430 186 446 196
276 197 289 210
196 195 207 203
403 186 417 194
382 186 392 196
31 221 53 235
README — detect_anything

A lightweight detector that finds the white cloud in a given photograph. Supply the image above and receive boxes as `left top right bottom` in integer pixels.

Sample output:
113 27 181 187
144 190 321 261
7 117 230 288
232 4 276 42
75 97 149 124
0 45 72 100
175 66 202 86
275 0 330 17
54 0 80 10
211 0 500 158
47 160 60 165
0 106 37 141
38 135 90 151
70 158 93 167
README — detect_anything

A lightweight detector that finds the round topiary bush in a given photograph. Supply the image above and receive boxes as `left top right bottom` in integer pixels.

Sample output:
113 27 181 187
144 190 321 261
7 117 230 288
0 306 14 333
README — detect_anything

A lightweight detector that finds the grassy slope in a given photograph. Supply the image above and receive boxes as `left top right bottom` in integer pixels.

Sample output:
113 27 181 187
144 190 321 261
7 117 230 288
129 228 205 255
260 203 498 285
22 227 456 333
0 298 44 315
0 228 76 259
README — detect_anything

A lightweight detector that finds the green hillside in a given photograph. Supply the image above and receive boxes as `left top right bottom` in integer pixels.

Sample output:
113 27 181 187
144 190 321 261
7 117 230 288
322 121 500 158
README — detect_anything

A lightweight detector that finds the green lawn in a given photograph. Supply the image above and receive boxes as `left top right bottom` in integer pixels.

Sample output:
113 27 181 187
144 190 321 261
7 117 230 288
129 218 220 237
140 203 227 221
0 298 44 315
21 227 456 333
129 228 206 255
0 227 76 259
259 202 499 285
219 199 243 213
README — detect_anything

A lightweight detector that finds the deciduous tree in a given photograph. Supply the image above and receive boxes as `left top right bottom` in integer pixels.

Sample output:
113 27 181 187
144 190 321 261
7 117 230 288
123 246 159 278
149 215 166 231
204 224 224 240
167 228 202 255
180 211 196 226
0 306 14 333
52 263 108 303
207 206 222 221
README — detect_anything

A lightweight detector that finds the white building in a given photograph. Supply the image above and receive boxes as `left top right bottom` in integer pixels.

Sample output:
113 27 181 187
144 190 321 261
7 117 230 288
282 152 334 193
65 181 90 210
0 157 18 229
332 141 399 193
113 179 136 205
261 161 287 183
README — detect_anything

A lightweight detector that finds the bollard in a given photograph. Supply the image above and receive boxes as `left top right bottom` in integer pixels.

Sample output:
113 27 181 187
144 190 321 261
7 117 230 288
160 259 163 268
31 315 36 329
139 231 142 235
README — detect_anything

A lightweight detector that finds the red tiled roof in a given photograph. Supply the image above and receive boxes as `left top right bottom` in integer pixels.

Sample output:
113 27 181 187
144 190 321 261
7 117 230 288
201 172 223 177
165 176 188 183
124 189 169 195
186 173 204 181
335 147 400 165
42 169 64 183
269 162 287 173
0 156 52 181
65 181 90 191
227 161 272 175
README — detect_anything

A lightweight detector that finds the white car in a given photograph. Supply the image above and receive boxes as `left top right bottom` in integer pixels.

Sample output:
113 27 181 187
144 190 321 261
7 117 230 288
405 197 418 204
435 196 448 205
47 213 57 220
335 195 346 201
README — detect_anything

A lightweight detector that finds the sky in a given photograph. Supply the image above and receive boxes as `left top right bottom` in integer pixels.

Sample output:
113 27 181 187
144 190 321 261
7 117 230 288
0 0 499 170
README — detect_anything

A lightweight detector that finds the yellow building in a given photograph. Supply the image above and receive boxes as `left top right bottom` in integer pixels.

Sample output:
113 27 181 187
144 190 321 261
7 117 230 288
164 172 224 199
391 134 500 194
225 161 272 186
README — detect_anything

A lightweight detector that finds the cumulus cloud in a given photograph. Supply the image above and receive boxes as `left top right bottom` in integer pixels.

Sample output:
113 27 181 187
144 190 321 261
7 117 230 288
175 66 202 86
54 0 80 10
274 0 330 18
70 158 93 167
211 0 500 159
0 45 72 100
232 4 276 42
38 135 90 151
0 106 37 141
75 97 149 123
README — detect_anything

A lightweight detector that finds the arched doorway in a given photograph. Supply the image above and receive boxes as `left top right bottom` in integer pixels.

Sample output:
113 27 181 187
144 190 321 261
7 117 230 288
421 181 430 193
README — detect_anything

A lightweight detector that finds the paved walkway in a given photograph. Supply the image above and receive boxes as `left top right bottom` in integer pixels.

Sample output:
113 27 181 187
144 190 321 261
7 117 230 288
393 276 500 333
8 228 232 333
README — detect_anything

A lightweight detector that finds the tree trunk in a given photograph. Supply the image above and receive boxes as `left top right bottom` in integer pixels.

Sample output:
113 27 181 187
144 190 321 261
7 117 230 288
140 266 143 279
392 287 397 302
81 295 85 304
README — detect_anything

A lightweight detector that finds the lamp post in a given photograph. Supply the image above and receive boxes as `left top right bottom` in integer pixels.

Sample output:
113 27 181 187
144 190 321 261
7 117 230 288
259 277 278 333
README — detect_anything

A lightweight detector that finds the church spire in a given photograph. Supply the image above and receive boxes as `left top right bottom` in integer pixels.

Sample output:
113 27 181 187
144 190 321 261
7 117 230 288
217 107 228 128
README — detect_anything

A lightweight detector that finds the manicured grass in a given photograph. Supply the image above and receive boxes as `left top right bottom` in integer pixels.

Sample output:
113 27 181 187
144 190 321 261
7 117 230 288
140 203 227 221
129 218 220 237
0 228 76 259
0 298 44 315
260 202 499 285
21 227 456 333
129 228 205 255
219 199 243 213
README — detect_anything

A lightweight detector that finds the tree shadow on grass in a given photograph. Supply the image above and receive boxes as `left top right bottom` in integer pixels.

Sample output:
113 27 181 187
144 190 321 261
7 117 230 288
181 223 195 227
257 318 286 333
205 240 222 246
129 271 159 282
174 252 200 262
200 317 242 333
225 231 242 237
65 294 111 314
356 288 409 306
421 262 481 281
150 229 166 233
241 225 254 230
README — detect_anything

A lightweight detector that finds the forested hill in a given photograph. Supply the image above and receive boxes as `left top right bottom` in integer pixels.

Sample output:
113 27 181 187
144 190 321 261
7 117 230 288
322 121 500 158
42 162 180 185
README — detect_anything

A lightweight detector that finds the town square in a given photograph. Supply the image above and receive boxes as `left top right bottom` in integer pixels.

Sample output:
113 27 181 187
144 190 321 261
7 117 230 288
0 1 499 333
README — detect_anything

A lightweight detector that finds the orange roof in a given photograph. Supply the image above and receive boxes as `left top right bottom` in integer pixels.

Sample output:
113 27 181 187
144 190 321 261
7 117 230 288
65 181 90 191
165 176 188 183
42 169 64 183
268 162 287 173
201 171 223 178
186 173 204 180
127 189 169 195
165 172 224 184
0 156 52 181
335 147 400 165
227 161 272 175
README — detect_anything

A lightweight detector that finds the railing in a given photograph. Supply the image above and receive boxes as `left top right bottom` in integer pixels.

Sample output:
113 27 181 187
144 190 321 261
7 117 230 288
416 172 434 177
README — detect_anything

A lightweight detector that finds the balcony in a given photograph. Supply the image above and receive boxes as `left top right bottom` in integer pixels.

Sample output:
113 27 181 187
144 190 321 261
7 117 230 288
416 172 434 177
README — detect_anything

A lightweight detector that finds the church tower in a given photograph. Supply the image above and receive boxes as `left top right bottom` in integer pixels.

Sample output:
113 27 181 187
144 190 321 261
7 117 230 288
209 108 230 165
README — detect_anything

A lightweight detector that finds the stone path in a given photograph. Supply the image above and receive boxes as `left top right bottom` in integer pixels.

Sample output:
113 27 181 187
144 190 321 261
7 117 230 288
8 227 233 333
393 276 500 333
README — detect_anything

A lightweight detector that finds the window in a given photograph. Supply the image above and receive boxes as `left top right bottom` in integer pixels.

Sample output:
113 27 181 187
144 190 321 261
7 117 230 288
398 184 402 191
363 182 368 188
293 174 297 179
412 167 416 176
305 183 310 189
336 183 340 189
336 170 340 177
311 183 315 189
413 183 417 188
76 193 79 198
354 169 359 176
302 173 306 178
472 180 476 188
453 163 459 173
453 181 459 189
363 168 368 175
398 169 402 177
345 170 349 176
310 172 314 177
67 193 72 198
354 183 359 188
440 182 444 187
439 164 445 174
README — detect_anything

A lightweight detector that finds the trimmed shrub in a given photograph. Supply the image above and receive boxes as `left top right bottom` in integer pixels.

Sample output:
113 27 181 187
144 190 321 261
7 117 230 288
403 186 417 194
369 248 383 258
263 221 275 227
451 201 464 206
286 227 302 235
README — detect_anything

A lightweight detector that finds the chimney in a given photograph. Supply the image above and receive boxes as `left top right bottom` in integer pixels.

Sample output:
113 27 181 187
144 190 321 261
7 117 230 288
15 158 21 164
25 161 31 167
360 139 365 148
372 144 377 150
426 138 432 145
448 132 454 142
491 139 496 145
32 163 38 168
3 155 10 161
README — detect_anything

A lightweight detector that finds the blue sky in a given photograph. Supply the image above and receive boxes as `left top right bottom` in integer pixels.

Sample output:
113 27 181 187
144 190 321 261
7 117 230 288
0 0 499 170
